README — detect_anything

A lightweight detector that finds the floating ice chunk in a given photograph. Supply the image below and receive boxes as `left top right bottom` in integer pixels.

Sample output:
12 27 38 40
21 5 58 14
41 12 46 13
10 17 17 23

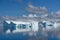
6 29 11 34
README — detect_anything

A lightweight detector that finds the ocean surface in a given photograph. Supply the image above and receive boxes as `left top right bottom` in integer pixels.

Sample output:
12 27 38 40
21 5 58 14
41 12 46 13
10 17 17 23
0 32 60 40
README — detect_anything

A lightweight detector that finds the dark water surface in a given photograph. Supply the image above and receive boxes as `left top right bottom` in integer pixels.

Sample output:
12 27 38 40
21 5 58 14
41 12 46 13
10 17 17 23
0 33 60 40
0 33 29 40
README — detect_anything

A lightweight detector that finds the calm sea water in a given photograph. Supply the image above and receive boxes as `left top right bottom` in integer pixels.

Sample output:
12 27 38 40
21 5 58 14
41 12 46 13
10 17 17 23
0 33 29 40
0 33 60 40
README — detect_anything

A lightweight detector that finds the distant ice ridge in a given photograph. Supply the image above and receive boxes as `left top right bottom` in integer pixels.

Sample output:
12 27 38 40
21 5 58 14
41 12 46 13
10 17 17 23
40 20 60 31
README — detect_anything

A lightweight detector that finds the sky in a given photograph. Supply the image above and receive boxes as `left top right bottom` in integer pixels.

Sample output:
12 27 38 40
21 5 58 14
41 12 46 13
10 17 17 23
0 0 60 17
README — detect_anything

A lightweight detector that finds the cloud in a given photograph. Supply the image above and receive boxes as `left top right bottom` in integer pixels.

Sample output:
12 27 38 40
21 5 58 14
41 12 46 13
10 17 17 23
49 10 60 19
22 15 27 17
28 14 34 17
26 4 47 14
22 14 38 17
23 3 48 18
41 14 48 18
28 14 37 17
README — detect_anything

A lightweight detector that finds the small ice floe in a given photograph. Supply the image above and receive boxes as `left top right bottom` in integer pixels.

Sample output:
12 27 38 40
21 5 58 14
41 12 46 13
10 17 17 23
6 29 11 34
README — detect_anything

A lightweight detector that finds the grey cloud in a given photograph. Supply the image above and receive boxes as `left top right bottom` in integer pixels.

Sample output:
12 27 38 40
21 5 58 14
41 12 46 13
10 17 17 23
26 4 47 14
49 10 60 19
22 14 38 17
